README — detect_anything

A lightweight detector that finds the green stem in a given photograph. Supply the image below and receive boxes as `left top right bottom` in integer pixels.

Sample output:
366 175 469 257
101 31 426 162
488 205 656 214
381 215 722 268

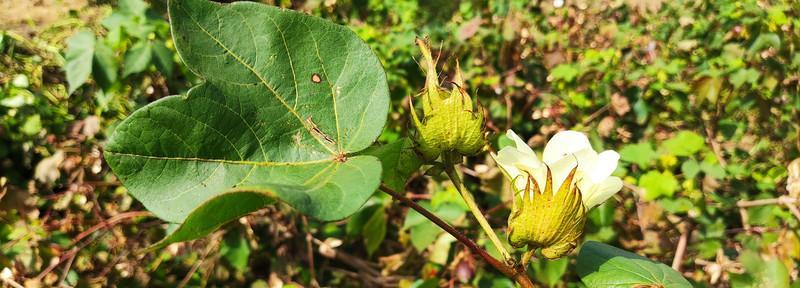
443 159 513 263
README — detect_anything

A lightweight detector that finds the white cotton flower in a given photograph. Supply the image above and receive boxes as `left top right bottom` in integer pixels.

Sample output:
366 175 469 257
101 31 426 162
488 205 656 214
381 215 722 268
492 129 623 209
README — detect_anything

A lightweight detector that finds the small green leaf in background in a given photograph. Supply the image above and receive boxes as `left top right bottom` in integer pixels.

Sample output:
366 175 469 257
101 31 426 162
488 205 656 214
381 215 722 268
659 198 695 214
64 30 96 94
403 195 466 252
21 115 43 136
576 241 691 288
730 251 790 288
122 41 152 76
429 234 456 265
362 206 387 257
619 142 658 168
346 204 381 238
220 232 250 273
361 137 422 192
693 76 724 105
662 131 705 156
681 158 701 179
639 170 679 200
700 159 727 179
152 42 175 77
529 257 568 288
549 64 580 82
729 68 759 89
633 97 649 124
118 0 148 16
92 41 118 89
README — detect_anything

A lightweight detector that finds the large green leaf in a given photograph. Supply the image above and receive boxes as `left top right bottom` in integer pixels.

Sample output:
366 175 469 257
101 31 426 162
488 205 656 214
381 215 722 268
105 0 389 248
576 241 691 288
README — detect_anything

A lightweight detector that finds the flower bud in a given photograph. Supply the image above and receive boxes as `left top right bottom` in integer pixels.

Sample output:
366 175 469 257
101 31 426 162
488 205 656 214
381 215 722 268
410 39 484 161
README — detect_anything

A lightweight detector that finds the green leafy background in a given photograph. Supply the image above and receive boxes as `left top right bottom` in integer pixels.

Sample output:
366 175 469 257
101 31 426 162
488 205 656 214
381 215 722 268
1 0 799 287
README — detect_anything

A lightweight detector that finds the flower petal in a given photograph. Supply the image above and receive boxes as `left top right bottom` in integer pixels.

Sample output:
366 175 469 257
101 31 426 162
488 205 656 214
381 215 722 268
545 156 577 194
589 150 620 183
492 148 526 190
581 176 623 208
543 131 592 164
506 130 536 158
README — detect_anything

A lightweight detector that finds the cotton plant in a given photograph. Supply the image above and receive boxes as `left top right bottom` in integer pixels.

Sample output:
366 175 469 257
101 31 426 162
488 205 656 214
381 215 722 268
492 130 623 261
103 1 691 286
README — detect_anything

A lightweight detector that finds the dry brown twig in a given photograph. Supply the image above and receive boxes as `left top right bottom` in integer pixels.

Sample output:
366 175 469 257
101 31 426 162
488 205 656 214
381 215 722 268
671 225 690 271
737 196 800 222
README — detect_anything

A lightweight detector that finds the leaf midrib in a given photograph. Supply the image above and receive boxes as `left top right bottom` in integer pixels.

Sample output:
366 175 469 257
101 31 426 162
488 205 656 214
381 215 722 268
105 151 332 167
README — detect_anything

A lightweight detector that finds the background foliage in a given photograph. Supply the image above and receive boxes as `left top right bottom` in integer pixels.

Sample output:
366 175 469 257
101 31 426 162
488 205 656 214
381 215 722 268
1 0 799 287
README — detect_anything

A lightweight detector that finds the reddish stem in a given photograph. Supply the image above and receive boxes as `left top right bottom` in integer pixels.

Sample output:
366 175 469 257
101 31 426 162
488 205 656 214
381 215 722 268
379 184 533 288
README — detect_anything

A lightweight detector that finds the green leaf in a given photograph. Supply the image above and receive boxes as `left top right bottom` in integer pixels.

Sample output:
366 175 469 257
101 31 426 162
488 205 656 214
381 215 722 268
105 0 389 249
361 137 422 192
92 41 118 89
362 206 387 257
619 142 658 168
733 251 791 288
123 41 153 77
659 198 694 214
152 41 175 77
150 191 274 248
529 258 568 288
21 114 42 136
549 64 580 82
577 241 691 288
638 170 679 201
409 222 440 252
693 76 723 105
64 30 96 95
402 200 464 252
429 234 456 265
700 161 726 179
729 68 759 89
346 204 380 238
220 232 251 273
118 0 148 16
633 97 649 125
748 33 781 57
662 131 705 156
681 159 700 179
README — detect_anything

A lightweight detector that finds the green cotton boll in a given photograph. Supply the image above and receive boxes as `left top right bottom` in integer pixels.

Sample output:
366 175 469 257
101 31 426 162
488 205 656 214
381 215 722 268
410 39 485 161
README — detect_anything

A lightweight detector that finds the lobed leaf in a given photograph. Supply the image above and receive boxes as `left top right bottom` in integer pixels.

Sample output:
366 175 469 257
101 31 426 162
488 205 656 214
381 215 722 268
105 0 389 248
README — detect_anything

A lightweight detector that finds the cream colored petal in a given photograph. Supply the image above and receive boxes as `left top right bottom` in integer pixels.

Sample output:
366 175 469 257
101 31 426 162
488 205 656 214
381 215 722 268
589 150 620 183
492 148 537 192
545 156 577 194
581 176 623 209
543 130 592 164
506 130 536 158
492 149 524 182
